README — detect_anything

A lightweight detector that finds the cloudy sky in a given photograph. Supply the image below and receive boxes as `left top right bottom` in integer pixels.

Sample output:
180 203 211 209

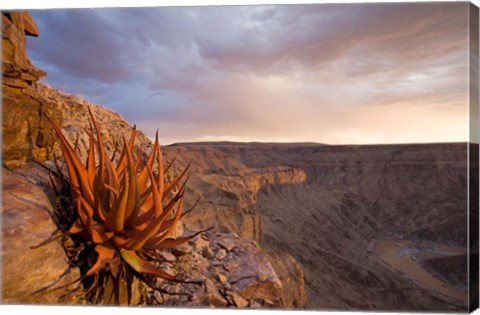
27 2 470 145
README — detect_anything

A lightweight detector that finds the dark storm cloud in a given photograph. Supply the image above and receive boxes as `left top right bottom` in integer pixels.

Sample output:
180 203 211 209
27 2 470 144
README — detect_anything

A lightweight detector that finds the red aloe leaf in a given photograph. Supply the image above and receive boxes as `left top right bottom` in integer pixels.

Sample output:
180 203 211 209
76 193 109 244
86 132 96 186
69 218 84 234
123 138 140 221
119 249 177 281
145 192 184 248
155 141 165 201
86 245 116 276
126 180 186 230
163 162 190 199
45 114 94 206
121 186 185 250
115 126 136 175
137 130 159 194
105 139 131 233
144 228 211 251
87 107 110 220
134 148 143 173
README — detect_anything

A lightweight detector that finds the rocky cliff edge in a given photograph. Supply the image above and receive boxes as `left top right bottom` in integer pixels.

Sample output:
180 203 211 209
1 11 306 308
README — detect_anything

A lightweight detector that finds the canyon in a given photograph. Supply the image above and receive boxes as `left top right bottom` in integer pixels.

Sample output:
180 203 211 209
2 10 474 312
164 141 471 311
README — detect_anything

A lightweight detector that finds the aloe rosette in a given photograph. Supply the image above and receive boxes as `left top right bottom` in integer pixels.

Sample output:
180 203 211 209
46 108 201 285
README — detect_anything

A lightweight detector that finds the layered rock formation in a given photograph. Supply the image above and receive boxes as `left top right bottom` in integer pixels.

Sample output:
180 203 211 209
163 143 308 243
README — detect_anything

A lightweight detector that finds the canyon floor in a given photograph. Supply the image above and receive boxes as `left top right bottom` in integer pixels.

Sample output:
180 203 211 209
164 141 471 311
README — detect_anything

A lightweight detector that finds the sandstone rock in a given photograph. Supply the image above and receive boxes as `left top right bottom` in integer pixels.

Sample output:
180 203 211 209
217 273 228 284
2 12 46 84
148 231 285 308
265 252 307 308
205 279 228 307
3 81 153 169
227 291 248 308
172 243 193 255
160 251 177 263
223 259 240 272
215 234 238 252
22 12 39 37
1 166 80 304
215 249 227 260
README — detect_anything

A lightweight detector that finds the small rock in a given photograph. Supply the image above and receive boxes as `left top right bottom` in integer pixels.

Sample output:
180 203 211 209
206 280 228 307
215 249 227 260
172 243 193 255
223 260 240 272
153 290 164 303
232 292 249 308
232 247 246 255
263 299 275 306
215 237 236 252
201 246 214 259
196 238 214 258
160 251 176 262
217 273 228 284
195 237 210 250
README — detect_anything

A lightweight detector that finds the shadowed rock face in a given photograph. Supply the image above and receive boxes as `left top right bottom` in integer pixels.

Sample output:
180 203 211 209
2 166 81 305
164 142 469 311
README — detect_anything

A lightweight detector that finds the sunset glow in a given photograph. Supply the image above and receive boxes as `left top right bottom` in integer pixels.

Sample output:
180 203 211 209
27 2 470 144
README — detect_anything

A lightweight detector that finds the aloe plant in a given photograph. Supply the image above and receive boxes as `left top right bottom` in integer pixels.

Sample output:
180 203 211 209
45 108 203 305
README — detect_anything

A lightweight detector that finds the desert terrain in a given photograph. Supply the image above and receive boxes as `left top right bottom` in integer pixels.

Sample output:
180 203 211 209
164 142 470 311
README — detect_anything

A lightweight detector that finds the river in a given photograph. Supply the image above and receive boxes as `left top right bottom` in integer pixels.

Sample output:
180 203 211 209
374 240 467 305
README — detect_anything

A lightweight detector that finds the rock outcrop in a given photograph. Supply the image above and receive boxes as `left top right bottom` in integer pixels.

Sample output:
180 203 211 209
2 165 80 305
143 231 285 308
2 12 46 88
2 11 151 169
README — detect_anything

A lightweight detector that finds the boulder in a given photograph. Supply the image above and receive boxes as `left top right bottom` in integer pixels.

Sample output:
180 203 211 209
143 231 286 308
1 165 80 304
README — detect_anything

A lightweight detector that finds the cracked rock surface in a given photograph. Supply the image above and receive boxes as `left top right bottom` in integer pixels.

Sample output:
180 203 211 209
141 230 286 308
